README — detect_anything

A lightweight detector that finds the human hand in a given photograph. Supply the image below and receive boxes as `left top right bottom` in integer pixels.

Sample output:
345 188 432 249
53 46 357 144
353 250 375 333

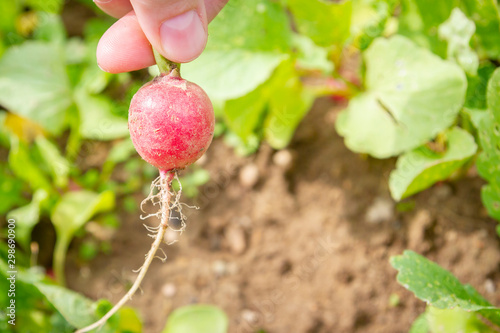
94 0 229 73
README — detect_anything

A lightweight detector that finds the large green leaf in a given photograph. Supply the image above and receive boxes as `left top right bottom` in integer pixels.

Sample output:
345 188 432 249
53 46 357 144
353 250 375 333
34 282 96 329
438 8 478 75
391 251 500 326
183 51 287 101
461 0 500 59
336 36 467 158
0 41 72 134
162 305 228 333
182 0 292 101
389 127 477 200
205 0 291 53
286 0 352 48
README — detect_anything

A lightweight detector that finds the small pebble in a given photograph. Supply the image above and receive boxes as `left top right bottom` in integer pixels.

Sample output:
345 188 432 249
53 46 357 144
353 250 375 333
241 309 259 323
273 149 293 169
212 260 228 277
485 279 496 294
365 197 394 223
239 164 259 188
225 224 246 254
161 283 177 298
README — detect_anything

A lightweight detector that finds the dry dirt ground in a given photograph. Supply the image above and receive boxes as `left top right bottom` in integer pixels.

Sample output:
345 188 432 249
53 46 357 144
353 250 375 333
68 98 500 333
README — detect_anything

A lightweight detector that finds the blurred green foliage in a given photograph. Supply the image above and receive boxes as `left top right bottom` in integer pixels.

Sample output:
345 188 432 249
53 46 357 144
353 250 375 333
2 0 500 331
393 251 500 332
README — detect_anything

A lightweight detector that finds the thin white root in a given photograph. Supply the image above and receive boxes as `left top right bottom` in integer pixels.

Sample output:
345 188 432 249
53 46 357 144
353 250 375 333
75 172 175 333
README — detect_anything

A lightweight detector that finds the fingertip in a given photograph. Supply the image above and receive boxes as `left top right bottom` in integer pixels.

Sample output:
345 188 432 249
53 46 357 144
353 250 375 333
96 13 155 73
159 10 208 63
94 0 133 18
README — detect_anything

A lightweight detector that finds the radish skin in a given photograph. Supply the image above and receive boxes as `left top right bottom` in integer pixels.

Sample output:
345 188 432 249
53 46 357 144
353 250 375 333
129 70 214 171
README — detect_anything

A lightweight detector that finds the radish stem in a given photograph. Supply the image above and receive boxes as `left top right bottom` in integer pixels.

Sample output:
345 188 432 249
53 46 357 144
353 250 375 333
153 48 180 76
76 171 174 333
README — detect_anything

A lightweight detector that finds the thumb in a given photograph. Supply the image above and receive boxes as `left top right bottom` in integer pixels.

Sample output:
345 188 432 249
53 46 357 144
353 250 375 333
130 0 208 63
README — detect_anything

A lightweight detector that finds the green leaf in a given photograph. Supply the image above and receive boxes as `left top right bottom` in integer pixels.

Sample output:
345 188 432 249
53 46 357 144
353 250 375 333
473 68 500 220
461 0 500 59
106 139 137 164
162 305 228 333
95 299 142 333
51 190 114 284
438 8 478 76
0 163 27 215
205 0 291 53
398 0 456 56
409 313 429 333
336 36 467 158
264 66 315 149
223 78 269 143
7 189 48 249
182 0 292 101
351 0 398 50
286 0 352 48
390 250 500 326
427 307 496 333
34 282 96 329
35 136 70 188
51 190 115 241
487 68 500 123
33 12 66 43
481 184 500 221
389 128 477 200
465 63 496 110
0 41 72 134
8 136 52 193
183 51 287 101
291 34 334 74
463 108 489 131
74 89 129 140
27 0 64 13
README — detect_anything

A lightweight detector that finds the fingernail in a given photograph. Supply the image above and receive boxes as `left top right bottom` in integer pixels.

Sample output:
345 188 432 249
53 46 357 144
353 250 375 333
160 10 207 63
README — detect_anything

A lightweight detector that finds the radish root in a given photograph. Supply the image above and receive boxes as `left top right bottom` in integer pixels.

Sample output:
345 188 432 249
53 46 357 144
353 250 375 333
76 170 181 333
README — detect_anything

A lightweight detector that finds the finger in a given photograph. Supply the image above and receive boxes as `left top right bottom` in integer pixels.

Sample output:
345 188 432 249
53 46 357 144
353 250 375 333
130 0 208 63
94 0 133 18
205 0 229 22
96 12 155 73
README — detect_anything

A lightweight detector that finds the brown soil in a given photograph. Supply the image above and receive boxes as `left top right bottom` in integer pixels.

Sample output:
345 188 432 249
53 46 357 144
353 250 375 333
67 98 500 333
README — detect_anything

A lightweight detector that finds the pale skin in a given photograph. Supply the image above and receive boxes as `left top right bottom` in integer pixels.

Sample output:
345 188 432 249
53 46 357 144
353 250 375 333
94 0 229 73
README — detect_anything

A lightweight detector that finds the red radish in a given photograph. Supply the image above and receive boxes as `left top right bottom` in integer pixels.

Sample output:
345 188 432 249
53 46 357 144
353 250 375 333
129 71 214 172
77 56 214 333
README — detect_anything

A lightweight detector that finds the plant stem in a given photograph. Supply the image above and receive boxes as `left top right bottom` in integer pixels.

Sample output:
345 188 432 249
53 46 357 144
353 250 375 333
53 234 70 286
75 171 174 333
153 48 180 76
